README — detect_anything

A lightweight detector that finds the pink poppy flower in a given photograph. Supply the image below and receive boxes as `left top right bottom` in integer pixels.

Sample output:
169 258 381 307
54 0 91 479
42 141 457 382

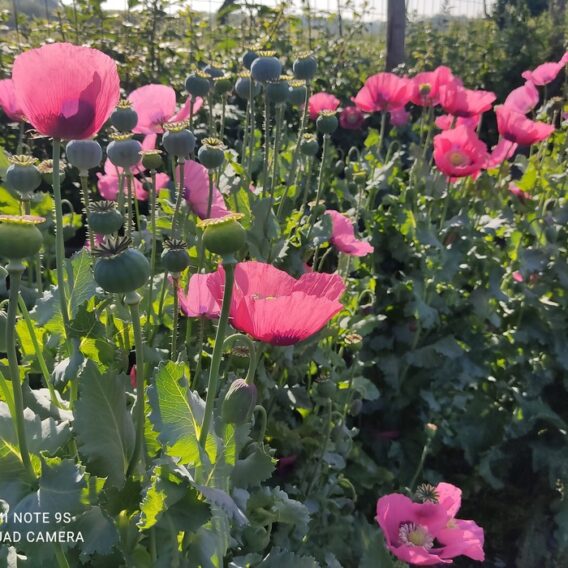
508 182 532 203
376 484 484 566
180 160 229 219
339 106 365 130
326 210 373 257
353 73 411 113
435 114 481 131
504 81 539 115
410 66 454 107
513 271 524 283
485 138 518 169
206 261 345 346
128 84 203 149
433 125 488 181
495 105 554 146
439 82 496 118
522 61 565 86
390 107 410 127
0 79 24 122
12 42 120 140
308 92 340 120
178 273 220 318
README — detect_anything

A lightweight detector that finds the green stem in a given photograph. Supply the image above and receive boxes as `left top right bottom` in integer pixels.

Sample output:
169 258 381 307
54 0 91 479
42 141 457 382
306 133 330 241
6 261 35 481
222 333 257 384
146 170 158 330
171 275 179 358
300 157 314 211
51 139 71 345
262 94 271 197
199 260 235 446
377 111 387 160
126 172 133 239
172 158 186 237
126 292 146 477
268 104 284 205
286 83 311 188
206 175 214 219
80 173 95 251
246 79 256 186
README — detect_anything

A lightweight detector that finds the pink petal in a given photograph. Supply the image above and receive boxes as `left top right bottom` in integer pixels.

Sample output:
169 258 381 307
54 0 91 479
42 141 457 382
128 84 177 135
308 92 340 120
326 209 374 257
504 81 539 114
0 79 24 121
181 160 229 219
171 95 204 122
436 483 462 518
12 42 120 140
179 273 220 318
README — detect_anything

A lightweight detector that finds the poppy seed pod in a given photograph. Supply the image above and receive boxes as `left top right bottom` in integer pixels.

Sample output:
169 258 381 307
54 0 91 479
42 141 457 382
222 378 257 424
93 236 150 294
198 137 225 170
0 215 45 260
242 46 259 70
107 134 142 169
300 134 319 156
317 110 338 134
265 77 289 105
66 139 103 172
199 213 246 257
293 53 318 81
204 64 224 79
162 122 196 158
250 51 282 83
161 239 190 273
110 100 138 131
37 159 66 186
288 80 307 106
235 73 261 100
140 150 163 171
213 75 233 96
5 156 42 195
88 201 123 235
185 71 211 98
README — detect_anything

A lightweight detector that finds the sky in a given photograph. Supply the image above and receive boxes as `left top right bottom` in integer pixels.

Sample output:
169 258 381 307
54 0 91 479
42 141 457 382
96 0 494 19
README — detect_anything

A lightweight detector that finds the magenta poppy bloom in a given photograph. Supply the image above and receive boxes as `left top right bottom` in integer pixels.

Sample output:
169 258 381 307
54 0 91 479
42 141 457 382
504 81 539 115
326 210 373 257
439 82 495 118
206 261 345 346
433 125 488 181
389 107 410 127
376 483 484 566
485 138 518 169
308 92 340 120
522 60 565 86
495 105 554 146
180 160 229 219
508 182 532 203
178 273 221 319
339 106 365 130
12 43 120 140
410 66 454 107
435 114 480 131
353 73 411 113
0 79 24 122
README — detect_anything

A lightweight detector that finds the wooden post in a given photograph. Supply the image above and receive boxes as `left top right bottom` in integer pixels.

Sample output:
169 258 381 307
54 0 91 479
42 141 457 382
386 0 406 71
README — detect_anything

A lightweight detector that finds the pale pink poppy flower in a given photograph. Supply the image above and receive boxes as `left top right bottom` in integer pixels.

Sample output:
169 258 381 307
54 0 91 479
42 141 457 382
376 484 484 566
205 261 345 346
508 182 532 202
178 273 221 318
439 81 496 118
353 73 411 113
410 66 454 107
0 79 24 122
339 106 365 130
12 42 120 140
433 125 489 181
504 81 539 115
495 105 554 146
522 60 565 86
128 84 203 149
485 138 518 169
308 92 340 120
435 114 481 131
390 107 410 127
179 160 229 219
326 210 373 257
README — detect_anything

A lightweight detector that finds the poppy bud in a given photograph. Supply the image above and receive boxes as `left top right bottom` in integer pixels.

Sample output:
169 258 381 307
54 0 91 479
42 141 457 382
222 378 257 424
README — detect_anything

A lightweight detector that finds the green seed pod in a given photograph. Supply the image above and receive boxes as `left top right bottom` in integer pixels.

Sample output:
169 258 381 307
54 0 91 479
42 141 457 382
198 138 225 170
265 77 289 105
200 213 246 256
37 159 66 186
222 378 257 424
107 133 142 169
88 201 123 235
65 139 103 171
242 47 259 70
300 133 319 157
235 72 261 100
185 71 211 98
213 75 233 95
93 236 151 294
288 79 307 106
317 110 338 134
110 100 138 131
161 239 190 273
293 52 317 81
5 156 42 196
162 122 196 158
250 51 282 83
0 215 45 260
140 150 163 171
